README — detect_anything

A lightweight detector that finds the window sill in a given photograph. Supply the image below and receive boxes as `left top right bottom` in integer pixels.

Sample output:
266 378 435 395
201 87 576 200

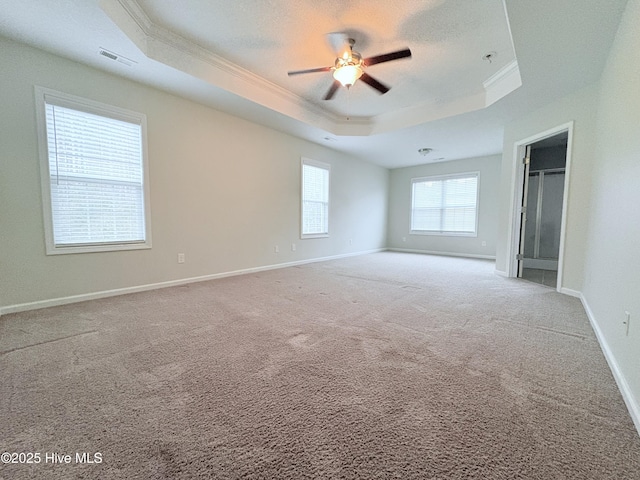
410 231 477 238
301 233 329 239
45 241 152 255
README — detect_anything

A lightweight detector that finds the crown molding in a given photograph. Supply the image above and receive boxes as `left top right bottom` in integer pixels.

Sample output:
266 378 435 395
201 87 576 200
483 60 522 106
100 0 344 129
100 0 521 138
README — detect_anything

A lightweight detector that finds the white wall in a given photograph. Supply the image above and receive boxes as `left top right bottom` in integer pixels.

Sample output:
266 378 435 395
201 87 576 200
0 37 389 312
495 0 640 431
494 83 599 291
387 155 501 258
582 0 640 430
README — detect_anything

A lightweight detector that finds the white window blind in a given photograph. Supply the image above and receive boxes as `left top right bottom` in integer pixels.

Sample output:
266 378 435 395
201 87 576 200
411 173 479 235
301 159 330 237
36 87 151 254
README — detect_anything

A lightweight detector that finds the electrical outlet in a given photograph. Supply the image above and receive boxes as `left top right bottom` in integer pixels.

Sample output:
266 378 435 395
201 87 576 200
177 253 185 264
402 237 407 242
349 238 353 245
291 243 296 252
274 245 279 253
482 241 487 247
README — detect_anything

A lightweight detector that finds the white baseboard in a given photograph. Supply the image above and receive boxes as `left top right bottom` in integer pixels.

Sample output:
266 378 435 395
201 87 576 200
0 248 385 316
494 269 509 277
580 293 640 436
559 287 581 298
388 247 496 261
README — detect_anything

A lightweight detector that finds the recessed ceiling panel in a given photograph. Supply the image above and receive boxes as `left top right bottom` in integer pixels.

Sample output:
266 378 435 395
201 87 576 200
136 0 518 120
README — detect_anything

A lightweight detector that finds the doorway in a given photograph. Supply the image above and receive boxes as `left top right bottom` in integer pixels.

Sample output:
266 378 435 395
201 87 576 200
510 124 572 290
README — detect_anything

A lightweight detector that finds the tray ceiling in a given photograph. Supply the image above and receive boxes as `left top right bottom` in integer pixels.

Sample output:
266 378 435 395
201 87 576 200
0 0 629 167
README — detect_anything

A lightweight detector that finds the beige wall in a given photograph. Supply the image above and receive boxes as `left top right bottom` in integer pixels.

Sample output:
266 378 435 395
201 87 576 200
387 155 501 258
583 0 640 428
494 83 599 291
0 38 389 311
495 0 640 430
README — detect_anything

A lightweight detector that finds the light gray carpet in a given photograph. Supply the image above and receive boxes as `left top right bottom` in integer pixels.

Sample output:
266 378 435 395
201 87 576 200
1 252 639 479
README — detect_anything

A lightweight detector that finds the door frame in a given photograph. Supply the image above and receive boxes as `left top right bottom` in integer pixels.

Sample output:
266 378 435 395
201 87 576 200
516 145 532 278
507 121 574 291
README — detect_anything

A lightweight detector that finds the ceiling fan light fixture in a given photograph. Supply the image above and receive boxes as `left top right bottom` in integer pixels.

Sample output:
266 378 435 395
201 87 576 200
333 64 363 87
333 50 363 87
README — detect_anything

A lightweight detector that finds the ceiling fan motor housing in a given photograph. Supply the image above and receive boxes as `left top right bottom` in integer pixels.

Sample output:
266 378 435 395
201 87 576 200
334 50 362 69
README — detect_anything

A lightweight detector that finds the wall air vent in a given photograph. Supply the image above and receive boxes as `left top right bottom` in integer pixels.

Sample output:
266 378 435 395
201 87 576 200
98 48 136 67
99 49 118 60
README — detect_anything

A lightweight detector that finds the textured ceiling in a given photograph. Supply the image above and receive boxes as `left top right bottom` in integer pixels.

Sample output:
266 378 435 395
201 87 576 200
136 0 517 119
0 0 630 168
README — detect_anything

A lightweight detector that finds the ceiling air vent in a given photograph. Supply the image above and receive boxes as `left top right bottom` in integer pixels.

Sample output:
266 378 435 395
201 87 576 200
98 48 136 67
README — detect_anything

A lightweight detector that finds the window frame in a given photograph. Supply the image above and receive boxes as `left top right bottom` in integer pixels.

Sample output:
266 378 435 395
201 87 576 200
410 171 480 237
35 86 152 255
300 157 330 239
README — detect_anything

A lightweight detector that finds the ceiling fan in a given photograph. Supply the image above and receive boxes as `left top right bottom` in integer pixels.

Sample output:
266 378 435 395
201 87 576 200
287 33 411 100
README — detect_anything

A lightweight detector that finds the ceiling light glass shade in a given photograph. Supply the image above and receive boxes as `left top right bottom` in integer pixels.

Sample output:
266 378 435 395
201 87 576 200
333 65 363 87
